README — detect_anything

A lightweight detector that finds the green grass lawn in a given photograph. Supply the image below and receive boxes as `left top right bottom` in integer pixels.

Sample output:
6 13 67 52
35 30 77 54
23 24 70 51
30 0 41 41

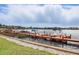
0 37 54 55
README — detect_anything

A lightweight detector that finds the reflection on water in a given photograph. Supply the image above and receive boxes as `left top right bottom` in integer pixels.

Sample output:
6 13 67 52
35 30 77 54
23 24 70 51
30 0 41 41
12 37 79 52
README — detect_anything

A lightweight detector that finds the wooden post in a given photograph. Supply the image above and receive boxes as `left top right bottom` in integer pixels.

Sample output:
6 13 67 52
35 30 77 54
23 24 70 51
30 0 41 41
29 32 30 40
61 36 64 48
44 30 45 35
34 30 37 40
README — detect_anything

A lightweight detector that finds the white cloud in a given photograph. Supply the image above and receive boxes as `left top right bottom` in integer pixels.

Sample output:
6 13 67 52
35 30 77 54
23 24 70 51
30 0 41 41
62 6 79 22
0 4 63 23
0 4 79 26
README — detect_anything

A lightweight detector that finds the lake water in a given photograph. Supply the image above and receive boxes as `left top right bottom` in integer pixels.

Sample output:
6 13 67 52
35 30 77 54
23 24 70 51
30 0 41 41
25 29 79 39
62 30 79 39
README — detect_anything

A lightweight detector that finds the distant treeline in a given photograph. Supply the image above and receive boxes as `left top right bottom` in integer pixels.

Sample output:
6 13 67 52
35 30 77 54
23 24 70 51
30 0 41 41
0 24 79 30
0 24 26 29
27 27 79 30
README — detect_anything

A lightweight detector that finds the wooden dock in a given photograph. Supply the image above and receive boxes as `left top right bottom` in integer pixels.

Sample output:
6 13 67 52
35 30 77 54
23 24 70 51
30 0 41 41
21 32 79 44
0 29 79 44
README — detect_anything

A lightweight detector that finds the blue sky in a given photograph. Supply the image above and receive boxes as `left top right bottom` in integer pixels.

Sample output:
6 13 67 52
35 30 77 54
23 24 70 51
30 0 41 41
0 4 79 27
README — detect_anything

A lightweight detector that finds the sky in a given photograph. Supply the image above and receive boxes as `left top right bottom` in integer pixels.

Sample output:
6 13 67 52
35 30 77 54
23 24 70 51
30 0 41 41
0 4 79 27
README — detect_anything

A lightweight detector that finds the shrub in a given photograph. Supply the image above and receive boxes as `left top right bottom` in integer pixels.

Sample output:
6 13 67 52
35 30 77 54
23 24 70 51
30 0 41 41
16 34 28 38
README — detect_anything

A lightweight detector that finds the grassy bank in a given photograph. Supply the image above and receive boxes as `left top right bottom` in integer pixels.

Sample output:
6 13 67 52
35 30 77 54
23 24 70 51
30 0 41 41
0 37 54 55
